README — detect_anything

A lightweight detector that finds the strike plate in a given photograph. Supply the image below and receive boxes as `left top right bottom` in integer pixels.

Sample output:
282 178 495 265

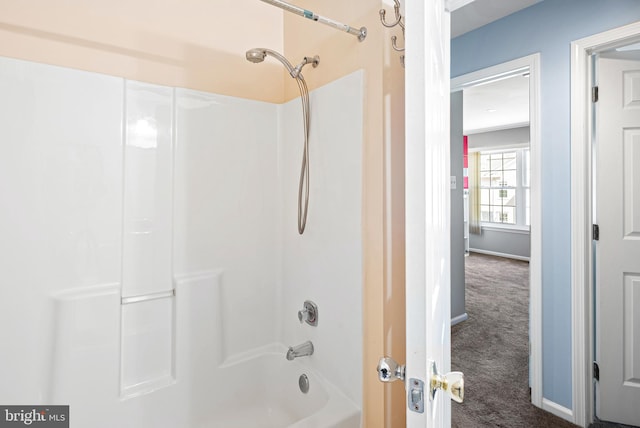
408 378 424 413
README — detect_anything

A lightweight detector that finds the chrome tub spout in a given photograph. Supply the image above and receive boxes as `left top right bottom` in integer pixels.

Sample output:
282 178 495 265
286 340 314 360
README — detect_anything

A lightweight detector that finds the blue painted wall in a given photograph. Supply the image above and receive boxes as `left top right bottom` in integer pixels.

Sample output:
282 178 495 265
452 0 640 410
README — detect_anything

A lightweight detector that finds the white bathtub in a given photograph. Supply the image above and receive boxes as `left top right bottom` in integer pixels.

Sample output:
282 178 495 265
36 275 361 428
202 350 361 428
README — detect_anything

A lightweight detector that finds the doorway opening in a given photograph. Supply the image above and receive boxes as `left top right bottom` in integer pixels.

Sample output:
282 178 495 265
570 21 640 427
450 53 543 418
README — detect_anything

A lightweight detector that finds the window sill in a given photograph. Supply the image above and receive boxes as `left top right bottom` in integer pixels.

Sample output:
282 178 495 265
480 223 530 234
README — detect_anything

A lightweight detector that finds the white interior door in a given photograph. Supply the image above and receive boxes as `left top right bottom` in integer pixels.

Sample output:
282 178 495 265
405 0 452 426
595 55 640 426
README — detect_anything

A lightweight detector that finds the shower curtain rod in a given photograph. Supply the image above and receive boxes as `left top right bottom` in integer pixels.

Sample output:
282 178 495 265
260 0 367 42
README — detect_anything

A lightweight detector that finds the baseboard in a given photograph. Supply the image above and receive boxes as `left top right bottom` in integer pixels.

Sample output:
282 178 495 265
451 313 468 326
469 248 530 262
542 398 574 424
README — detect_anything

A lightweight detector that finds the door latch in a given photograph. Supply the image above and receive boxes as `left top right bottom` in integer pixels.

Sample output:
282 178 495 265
377 357 465 413
376 357 424 413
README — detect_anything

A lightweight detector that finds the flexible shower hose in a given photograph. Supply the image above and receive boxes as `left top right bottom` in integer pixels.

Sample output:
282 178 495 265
295 75 310 235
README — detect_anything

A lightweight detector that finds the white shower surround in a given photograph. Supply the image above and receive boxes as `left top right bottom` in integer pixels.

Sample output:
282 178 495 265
0 55 363 427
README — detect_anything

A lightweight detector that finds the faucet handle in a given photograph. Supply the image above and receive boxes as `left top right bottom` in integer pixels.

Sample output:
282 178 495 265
298 300 318 326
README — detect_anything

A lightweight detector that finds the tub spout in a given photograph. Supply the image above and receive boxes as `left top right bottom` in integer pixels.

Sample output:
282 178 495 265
286 340 314 360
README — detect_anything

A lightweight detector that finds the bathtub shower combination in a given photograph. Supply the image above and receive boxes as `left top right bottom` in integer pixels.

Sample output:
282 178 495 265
0 48 363 427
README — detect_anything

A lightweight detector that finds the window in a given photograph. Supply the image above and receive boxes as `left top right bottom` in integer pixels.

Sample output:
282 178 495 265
479 148 530 227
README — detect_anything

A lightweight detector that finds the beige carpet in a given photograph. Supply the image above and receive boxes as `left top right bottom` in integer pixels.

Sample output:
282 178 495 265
451 252 577 428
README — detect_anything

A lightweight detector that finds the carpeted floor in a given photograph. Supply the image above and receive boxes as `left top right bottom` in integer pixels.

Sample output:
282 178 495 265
452 252 578 428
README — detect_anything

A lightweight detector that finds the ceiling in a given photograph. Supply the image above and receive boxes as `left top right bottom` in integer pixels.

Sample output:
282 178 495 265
600 42 640 61
451 0 543 38
463 73 530 134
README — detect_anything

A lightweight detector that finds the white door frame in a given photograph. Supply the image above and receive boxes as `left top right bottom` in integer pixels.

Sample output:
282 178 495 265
570 19 640 428
450 53 543 411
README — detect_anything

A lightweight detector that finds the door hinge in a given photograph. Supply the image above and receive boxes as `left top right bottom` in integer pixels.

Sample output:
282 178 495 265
592 86 599 102
594 362 600 381
593 224 600 241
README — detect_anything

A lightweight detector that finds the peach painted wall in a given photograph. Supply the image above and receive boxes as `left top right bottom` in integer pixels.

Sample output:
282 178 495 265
283 1 406 426
0 0 284 102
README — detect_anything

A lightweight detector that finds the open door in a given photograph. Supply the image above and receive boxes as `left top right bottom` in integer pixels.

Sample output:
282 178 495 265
594 52 640 427
376 1 464 426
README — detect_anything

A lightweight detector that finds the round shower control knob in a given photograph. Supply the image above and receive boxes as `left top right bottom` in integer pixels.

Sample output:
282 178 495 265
298 301 318 326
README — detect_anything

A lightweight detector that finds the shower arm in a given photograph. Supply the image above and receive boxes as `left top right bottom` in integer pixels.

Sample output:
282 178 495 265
259 0 367 42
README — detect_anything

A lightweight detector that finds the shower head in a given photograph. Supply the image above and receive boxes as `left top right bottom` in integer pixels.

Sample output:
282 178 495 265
245 48 319 78
246 48 267 64
246 48 295 75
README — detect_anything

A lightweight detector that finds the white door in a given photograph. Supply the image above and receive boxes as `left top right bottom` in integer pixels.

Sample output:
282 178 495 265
595 55 640 426
404 0 456 426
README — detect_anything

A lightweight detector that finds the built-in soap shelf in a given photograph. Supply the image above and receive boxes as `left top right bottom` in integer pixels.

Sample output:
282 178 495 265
120 373 175 400
121 289 175 305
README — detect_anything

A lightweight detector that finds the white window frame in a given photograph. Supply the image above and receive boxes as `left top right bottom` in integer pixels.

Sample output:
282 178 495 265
476 147 530 230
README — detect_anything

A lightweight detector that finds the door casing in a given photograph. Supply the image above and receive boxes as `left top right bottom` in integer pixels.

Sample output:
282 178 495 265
570 20 640 428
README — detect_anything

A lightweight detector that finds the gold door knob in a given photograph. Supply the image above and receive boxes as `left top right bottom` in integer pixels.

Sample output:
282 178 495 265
429 360 464 403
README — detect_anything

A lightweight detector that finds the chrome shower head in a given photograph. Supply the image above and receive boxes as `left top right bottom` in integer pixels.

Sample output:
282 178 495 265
246 48 267 63
246 48 295 75
245 48 319 78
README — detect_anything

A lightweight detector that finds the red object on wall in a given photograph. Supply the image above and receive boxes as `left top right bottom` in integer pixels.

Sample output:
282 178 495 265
463 135 469 189
463 135 468 168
